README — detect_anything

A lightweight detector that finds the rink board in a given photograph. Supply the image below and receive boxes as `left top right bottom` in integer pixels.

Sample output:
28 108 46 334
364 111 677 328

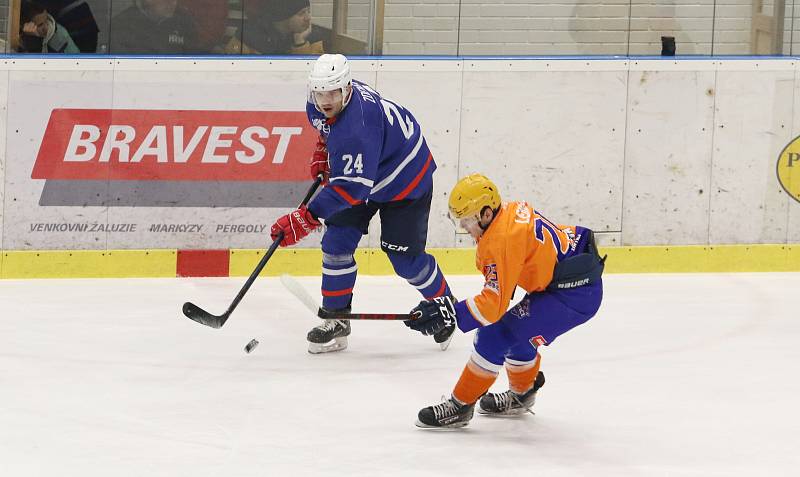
0 57 798 256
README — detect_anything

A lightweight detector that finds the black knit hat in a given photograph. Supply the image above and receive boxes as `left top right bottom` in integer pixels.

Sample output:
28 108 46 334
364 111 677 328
269 0 310 22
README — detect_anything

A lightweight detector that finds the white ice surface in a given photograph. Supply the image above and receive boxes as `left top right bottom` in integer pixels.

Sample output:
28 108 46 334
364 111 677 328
1 273 799 477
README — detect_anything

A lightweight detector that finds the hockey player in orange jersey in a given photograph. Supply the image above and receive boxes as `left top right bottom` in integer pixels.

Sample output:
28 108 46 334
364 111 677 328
405 174 605 428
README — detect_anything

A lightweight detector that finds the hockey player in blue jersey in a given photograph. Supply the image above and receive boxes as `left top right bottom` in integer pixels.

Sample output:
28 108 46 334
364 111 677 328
270 53 455 353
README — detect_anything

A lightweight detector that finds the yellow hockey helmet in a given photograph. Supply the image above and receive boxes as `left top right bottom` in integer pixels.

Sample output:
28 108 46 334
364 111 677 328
448 173 501 220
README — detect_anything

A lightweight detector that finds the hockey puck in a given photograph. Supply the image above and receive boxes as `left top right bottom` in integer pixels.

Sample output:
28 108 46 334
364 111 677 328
244 339 259 354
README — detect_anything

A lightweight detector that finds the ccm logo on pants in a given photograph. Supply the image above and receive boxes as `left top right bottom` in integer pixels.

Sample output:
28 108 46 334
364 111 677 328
381 241 409 252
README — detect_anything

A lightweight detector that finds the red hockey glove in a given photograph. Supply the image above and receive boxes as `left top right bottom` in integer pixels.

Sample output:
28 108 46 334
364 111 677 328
310 136 330 185
270 206 321 247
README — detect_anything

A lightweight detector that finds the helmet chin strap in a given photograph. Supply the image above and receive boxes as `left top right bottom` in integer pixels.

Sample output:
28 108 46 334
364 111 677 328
341 85 353 108
312 84 353 115
477 207 498 231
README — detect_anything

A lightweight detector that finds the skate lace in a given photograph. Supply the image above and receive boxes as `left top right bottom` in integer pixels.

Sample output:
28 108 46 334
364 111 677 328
494 391 514 411
318 319 341 332
495 391 535 415
432 398 460 420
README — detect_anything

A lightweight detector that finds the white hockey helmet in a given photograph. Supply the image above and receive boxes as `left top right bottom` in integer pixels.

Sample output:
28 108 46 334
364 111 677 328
308 54 353 110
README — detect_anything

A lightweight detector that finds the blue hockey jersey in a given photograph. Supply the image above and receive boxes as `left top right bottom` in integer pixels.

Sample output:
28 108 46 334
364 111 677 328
306 80 436 220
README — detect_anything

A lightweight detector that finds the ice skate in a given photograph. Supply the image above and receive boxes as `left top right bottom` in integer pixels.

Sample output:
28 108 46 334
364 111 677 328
478 371 545 416
433 322 456 351
307 315 351 354
416 396 475 429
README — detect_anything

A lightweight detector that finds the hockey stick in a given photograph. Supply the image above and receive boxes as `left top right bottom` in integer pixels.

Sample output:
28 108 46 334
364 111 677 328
318 309 419 321
279 274 320 315
182 176 324 329
280 274 420 321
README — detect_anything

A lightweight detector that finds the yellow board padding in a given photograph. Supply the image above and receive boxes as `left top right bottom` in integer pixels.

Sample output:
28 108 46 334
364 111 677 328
0 244 798 279
1 250 177 279
599 244 800 273
229 248 323 277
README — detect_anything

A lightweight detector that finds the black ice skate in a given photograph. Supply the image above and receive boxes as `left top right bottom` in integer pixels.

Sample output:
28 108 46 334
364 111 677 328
416 396 475 429
433 322 456 351
478 371 545 416
307 308 351 354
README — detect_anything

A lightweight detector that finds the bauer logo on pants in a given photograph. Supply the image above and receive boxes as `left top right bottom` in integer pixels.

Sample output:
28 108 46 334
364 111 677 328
530 335 547 347
31 109 317 207
777 135 800 204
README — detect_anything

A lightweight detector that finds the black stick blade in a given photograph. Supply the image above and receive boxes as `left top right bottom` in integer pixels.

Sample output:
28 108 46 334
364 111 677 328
182 302 228 329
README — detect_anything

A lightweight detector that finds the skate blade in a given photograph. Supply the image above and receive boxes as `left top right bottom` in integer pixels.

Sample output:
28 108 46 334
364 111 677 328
437 332 454 351
414 419 470 429
434 325 456 351
308 337 348 354
477 408 534 417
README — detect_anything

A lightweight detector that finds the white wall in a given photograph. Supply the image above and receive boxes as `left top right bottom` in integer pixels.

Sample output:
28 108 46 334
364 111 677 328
375 0 794 56
0 56 798 253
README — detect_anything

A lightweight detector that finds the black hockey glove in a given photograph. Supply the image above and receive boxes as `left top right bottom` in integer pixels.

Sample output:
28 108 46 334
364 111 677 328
405 296 457 336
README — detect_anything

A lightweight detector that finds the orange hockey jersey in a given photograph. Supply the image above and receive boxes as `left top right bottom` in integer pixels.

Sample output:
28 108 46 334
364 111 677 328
454 201 586 331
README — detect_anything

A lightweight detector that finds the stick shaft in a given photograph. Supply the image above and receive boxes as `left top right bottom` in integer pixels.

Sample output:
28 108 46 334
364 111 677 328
318 309 419 321
183 176 323 327
222 175 323 316
220 232 284 318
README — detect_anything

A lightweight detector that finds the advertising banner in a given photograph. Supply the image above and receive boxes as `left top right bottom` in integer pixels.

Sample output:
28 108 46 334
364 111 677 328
2 61 363 251
32 108 313 207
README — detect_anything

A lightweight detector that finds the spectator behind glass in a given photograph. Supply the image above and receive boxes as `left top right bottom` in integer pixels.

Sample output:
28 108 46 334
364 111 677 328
37 1 99 52
19 0 81 53
110 0 203 54
225 0 326 55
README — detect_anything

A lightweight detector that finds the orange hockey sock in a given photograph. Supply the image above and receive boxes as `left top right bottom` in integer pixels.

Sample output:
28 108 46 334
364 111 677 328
506 354 541 394
452 357 500 405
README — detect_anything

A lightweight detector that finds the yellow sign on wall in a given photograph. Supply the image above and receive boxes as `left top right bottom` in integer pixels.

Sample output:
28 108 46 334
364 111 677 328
778 135 800 204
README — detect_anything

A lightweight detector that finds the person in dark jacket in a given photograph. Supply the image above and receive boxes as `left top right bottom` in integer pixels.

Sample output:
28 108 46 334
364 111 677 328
110 0 202 54
224 0 326 55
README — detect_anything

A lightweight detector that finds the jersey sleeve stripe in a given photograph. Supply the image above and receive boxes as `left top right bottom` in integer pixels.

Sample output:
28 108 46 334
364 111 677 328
391 152 432 201
330 176 375 187
466 297 492 326
370 133 424 194
331 185 364 206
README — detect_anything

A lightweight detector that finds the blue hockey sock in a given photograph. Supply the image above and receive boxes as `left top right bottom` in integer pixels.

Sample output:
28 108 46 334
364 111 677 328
321 251 357 310
388 253 451 299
